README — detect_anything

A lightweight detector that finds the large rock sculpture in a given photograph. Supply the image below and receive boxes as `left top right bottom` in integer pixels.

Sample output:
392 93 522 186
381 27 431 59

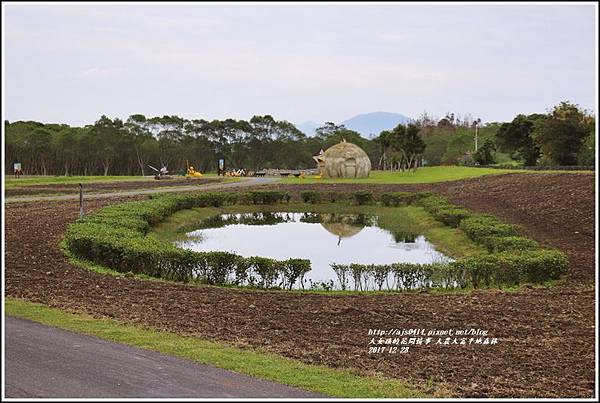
313 139 371 178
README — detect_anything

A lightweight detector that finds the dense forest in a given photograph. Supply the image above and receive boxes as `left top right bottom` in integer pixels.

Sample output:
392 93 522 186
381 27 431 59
4 102 595 176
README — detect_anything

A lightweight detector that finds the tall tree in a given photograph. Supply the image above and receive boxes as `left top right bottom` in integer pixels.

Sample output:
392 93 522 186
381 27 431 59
532 101 593 165
495 114 545 165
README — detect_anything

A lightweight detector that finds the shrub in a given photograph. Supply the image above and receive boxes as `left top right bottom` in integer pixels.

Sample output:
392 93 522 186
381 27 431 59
459 214 518 243
330 263 350 290
352 191 373 205
247 191 290 205
300 191 321 204
327 192 345 203
391 263 429 290
430 206 472 227
370 264 390 291
417 195 474 227
431 263 469 289
350 263 368 290
481 236 539 253
455 249 568 287
418 195 455 213
515 249 568 283
249 256 280 288
380 192 422 207
203 251 239 285
282 258 311 289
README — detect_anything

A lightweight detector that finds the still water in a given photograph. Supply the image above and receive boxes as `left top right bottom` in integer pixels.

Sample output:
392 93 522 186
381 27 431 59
177 212 451 287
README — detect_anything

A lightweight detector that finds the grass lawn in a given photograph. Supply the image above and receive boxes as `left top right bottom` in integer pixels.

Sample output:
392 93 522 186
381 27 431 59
4 175 151 188
5 298 443 398
280 166 514 184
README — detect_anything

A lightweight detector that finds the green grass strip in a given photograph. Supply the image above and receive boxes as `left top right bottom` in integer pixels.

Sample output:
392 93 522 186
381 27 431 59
280 166 514 184
5 298 441 398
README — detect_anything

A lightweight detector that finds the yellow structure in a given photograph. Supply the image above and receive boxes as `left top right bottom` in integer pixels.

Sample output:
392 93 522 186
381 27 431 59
187 166 203 177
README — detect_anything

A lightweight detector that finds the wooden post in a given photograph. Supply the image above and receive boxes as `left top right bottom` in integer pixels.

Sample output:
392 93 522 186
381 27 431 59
79 183 84 218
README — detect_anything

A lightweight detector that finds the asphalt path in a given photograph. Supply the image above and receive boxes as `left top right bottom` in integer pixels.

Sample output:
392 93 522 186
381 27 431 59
4 177 280 203
4 316 324 398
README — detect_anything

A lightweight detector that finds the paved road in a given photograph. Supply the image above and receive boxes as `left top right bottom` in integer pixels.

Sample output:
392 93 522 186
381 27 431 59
4 177 280 203
4 316 324 398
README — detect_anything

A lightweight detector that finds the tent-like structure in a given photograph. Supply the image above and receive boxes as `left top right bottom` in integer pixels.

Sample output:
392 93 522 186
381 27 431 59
313 139 371 178
319 213 365 245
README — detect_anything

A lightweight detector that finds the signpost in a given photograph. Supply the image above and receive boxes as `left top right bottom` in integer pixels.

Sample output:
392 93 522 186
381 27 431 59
13 162 22 178
79 183 84 218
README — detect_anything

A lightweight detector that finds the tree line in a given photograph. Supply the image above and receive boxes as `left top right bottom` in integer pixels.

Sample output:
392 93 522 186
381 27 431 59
4 115 380 176
4 101 595 176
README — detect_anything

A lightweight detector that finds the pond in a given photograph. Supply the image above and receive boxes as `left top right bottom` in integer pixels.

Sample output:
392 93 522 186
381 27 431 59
176 212 452 289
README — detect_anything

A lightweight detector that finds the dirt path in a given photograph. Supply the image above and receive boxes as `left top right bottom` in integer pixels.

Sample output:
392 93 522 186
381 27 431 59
4 173 596 397
4 177 279 203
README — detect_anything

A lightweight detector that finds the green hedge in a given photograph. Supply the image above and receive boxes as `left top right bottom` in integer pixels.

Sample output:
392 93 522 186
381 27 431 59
65 191 308 289
352 191 373 205
380 192 427 207
454 249 568 287
459 214 518 242
65 190 568 292
300 191 321 204
480 236 539 253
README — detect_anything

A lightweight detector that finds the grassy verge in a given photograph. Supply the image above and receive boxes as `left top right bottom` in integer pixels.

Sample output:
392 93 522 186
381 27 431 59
4 175 151 188
5 298 443 398
279 166 514 184
4 173 225 189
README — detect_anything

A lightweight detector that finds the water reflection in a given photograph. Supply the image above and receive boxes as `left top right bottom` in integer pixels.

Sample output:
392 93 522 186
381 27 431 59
177 212 452 289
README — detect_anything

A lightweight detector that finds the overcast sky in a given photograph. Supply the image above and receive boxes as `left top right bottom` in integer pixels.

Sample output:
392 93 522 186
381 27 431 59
3 2 597 126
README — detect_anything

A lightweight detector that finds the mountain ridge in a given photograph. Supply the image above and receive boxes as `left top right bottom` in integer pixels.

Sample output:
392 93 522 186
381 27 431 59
296 111 413 138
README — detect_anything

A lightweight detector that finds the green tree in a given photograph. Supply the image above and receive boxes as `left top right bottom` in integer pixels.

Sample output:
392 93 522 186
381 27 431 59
495 114 544 165
532 101 593 165
473 138 496 165
387 124 426 171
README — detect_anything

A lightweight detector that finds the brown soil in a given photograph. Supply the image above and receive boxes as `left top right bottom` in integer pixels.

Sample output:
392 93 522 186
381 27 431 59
5 177 220 196
4 173 596 397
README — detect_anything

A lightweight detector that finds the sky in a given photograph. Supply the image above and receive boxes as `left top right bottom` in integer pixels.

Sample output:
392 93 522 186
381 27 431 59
2 2 597 126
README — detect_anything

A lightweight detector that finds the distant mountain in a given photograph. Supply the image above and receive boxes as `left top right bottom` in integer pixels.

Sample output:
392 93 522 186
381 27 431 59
341 112 412 138
295 121 320 136
295 112 413 138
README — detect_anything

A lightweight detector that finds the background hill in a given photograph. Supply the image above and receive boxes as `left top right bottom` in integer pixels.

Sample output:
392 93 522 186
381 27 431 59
296 112 413 138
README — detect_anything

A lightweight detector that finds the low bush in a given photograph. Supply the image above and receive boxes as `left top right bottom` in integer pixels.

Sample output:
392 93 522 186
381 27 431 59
326 192 345 203
430 206 472 228
352 191 373 205
330 263 350 290
380 192 424 207
282 258 311 290
248 256 280 288
459 214 518 243
300 191 321 204
454 249 568 287
415 195 472 227
481 236 539 253
247 190 290 205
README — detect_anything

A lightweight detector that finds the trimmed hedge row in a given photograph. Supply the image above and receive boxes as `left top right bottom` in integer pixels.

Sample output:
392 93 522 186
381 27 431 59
329 247 568 291
65 191 314 289
65 189 569 291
